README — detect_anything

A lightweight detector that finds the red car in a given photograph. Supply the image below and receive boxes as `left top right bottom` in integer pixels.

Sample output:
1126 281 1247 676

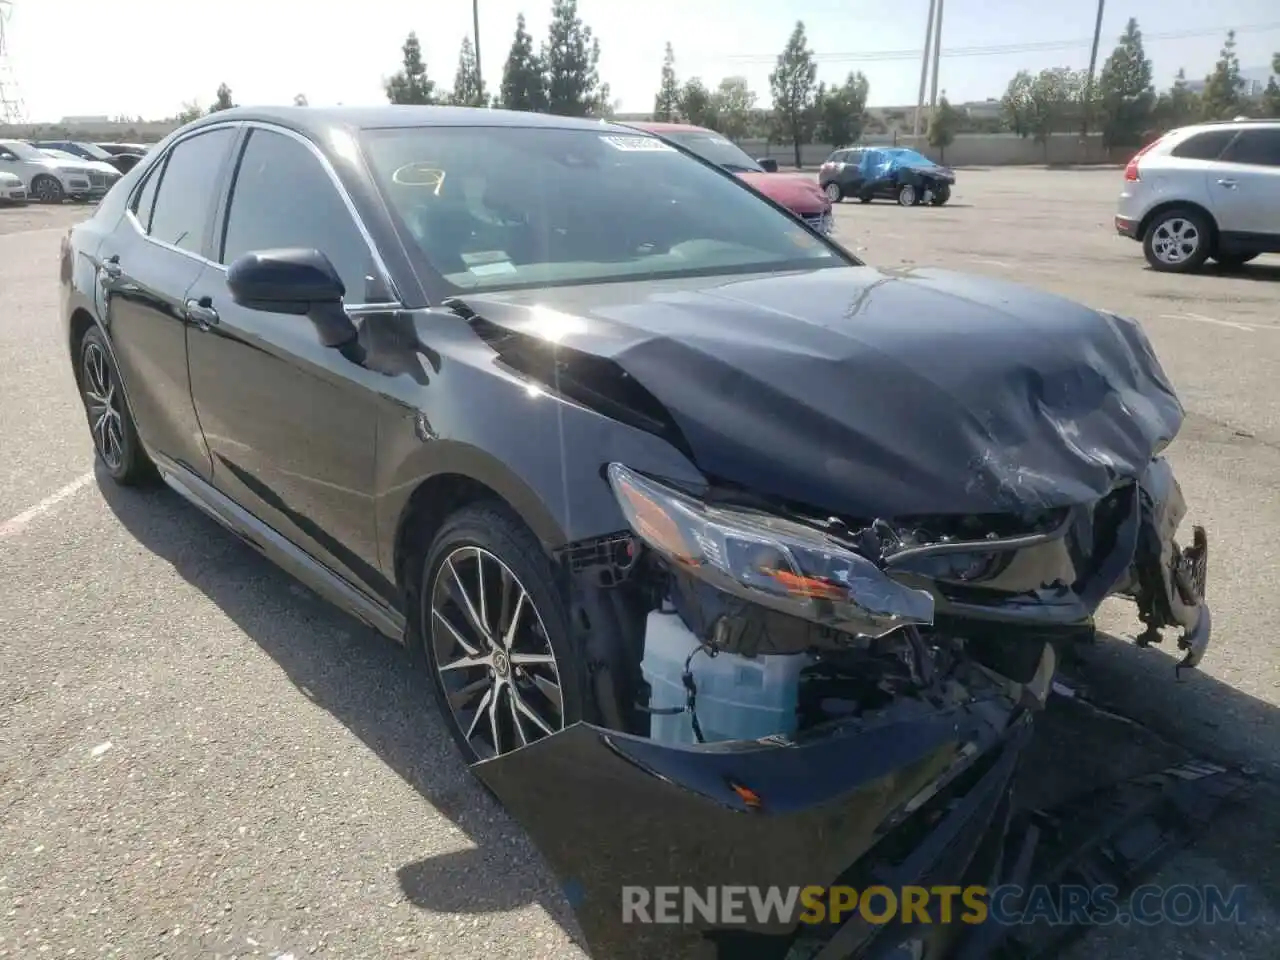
625 121 834 235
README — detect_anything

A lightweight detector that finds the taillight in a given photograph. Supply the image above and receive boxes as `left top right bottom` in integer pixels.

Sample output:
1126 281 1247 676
1124 135 1164 181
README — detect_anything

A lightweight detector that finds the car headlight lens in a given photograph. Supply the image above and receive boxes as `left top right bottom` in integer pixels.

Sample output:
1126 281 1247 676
606 463 934 638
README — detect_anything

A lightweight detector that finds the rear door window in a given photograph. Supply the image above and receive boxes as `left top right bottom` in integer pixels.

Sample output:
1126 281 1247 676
1219 129 1280 167
147 128 237 255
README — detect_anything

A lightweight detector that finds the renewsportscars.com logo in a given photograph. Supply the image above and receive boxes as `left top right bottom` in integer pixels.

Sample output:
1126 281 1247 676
621 883 1250 928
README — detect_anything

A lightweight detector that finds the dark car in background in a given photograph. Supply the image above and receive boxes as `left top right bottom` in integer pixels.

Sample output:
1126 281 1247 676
820 145 956 206
61 105 1209 960
35 139 144 174
626 120 834 235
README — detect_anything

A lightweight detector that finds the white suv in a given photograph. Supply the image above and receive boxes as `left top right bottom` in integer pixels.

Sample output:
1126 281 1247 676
1114 119 1280 273
0 138 119 204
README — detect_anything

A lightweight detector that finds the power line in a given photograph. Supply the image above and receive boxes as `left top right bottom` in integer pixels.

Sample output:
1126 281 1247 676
724 20 1280 65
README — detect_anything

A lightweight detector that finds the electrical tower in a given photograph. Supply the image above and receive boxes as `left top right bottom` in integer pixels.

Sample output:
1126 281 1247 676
0 0 29 126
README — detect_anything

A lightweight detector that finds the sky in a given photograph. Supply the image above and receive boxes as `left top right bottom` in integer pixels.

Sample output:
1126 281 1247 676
4 0 1279 122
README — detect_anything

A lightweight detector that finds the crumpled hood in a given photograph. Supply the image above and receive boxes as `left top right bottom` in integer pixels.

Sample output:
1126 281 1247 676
736 171 829 215
460 265 1183 519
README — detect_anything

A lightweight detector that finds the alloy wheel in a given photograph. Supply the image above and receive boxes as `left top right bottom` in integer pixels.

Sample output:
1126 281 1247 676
1150 217 1200 265
429 545 564 759
898 184 916 206
82 341 125 470
824 182 841 202
33 177 63 203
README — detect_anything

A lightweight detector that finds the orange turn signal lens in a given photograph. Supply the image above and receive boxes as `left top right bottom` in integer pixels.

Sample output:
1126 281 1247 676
759 567 846 601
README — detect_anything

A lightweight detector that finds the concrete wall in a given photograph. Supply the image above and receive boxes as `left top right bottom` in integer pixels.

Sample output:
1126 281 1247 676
746 132 1126 168
0 121 1128 167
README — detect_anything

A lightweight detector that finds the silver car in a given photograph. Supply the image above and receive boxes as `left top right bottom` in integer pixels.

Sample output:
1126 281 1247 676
1114 118 1280 272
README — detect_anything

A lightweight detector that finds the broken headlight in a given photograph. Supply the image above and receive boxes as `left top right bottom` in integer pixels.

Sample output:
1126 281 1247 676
606 463 934 639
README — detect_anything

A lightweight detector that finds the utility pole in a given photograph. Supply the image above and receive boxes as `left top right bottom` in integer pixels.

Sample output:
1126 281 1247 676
913 0 938 137
1082 0 1106 135
928 0 945 117
473 0 483 102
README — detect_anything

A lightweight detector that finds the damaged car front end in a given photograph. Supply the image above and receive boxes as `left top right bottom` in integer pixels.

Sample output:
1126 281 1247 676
445 286 1211 960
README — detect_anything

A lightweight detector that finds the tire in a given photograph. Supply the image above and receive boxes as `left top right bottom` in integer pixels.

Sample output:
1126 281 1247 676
823 181 843 203
418 502 585 764
1213 252 1258 269
77 325 155 485
1142 207 1212 273
31 174 65 204
931 184 952 206
897 183 919 207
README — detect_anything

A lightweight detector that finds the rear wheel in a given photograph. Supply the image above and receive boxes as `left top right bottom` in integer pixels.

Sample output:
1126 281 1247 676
823 181 843 203
419 503 585 764
31 174 65 204
897 183 919 207
1142 207 1211 273
78 325 155 485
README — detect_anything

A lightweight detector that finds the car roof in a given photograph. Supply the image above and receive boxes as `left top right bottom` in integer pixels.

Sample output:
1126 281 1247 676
181 105 634 137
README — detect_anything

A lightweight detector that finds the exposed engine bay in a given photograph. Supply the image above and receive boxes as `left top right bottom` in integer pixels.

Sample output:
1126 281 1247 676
555 456 1209 748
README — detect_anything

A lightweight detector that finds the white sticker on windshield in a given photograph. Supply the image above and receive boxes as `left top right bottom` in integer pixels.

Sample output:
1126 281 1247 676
599 135 675 152
468 260 518 277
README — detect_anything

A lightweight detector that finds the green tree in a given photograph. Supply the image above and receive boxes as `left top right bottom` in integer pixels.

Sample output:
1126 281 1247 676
1095 18 1154 147
928 93 960 161
769 21 818 168
1200 30 1244 120
293 93 308 107
653 42 681 121
1261 53 1280 118
450 36 488 106
542 0 602 117
174 100 205 124
1154 69 1200 130
1027 67 1078 159
500 13 547 112
712 77 756 141
385 32 436 104
210 83 236 113
679 78 717 128
815 70 869 147
1000 71 1035 137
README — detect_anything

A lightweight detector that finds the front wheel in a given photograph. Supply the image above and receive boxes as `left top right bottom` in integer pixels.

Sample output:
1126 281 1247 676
31 174 65 204
931 184 952 206
897 183 919 207
1142 207 1212 273
419 503 585 764
78 325 155 484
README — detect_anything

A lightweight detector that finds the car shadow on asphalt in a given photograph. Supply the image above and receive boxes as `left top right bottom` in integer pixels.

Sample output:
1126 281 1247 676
96 469 1279 957
94 470 589 951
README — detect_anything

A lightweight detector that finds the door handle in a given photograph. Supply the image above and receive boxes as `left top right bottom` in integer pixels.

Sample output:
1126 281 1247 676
184 297 220 329
1216 178 1237 188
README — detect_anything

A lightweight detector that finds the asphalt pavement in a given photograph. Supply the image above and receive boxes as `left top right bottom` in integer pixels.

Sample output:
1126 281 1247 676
2 172 1278 958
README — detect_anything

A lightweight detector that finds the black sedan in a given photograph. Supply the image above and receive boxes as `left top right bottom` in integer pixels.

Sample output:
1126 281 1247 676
819 146 955 206
60 106 1209 960
33 139 144 174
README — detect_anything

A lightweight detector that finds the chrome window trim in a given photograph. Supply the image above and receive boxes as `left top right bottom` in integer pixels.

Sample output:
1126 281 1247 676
124 119 404 311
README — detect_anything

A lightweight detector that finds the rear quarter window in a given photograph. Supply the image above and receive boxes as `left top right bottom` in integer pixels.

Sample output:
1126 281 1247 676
1169 130 1235 160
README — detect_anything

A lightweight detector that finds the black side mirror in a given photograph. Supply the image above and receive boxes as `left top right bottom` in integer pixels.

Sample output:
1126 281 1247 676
756 157 779 173
227 247 357 348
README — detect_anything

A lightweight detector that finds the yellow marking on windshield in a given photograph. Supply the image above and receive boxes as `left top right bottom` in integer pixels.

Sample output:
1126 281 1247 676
392 163 446 195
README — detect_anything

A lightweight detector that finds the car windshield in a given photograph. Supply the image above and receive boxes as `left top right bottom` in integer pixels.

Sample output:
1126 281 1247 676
664 132 764 173
0 140 46 161
360 125 846 294
74 142 114 160
884 148 937 168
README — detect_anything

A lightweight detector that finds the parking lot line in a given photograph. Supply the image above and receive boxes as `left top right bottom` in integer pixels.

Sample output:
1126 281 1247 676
1158 312 1263 333
0 471 94 539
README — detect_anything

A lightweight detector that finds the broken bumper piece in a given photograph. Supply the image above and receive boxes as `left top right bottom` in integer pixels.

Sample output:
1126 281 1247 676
475 684 1032 960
